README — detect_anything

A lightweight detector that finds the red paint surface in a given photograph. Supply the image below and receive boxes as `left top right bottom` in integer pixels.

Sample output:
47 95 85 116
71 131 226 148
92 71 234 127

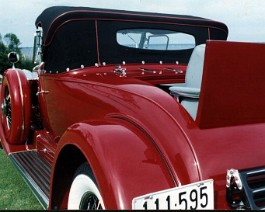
1 42 265 209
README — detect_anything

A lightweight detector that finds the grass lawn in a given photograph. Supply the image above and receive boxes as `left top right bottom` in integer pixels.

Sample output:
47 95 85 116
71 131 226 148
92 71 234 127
0 149 42 210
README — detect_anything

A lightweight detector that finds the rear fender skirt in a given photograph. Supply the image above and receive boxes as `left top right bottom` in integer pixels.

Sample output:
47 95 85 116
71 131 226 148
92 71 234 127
50 119 176 209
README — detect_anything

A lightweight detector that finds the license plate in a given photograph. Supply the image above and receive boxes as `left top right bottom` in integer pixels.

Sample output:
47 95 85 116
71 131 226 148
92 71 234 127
132 179 214 210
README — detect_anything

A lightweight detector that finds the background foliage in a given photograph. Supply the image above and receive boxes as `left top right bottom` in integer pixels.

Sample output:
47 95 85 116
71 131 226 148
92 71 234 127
0 33 34 75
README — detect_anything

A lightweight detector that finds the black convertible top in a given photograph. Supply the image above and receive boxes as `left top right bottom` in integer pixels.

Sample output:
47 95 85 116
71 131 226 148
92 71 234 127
35 6 229 72
36 6 228 45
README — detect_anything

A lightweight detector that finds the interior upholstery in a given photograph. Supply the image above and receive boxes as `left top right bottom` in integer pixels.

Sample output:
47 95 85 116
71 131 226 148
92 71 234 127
169 44 206 119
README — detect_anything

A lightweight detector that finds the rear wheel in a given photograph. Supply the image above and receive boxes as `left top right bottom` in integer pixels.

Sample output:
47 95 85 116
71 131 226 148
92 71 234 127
67 163 105 210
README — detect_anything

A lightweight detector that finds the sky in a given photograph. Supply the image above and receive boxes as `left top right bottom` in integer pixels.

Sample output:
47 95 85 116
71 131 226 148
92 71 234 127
0 0 265 47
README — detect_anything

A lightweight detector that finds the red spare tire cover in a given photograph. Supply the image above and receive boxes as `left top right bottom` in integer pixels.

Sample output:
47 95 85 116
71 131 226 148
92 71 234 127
1 69 31 145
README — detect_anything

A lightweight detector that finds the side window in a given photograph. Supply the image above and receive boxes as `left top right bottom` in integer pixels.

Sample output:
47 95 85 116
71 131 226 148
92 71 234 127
117 29 195 51
44 21 97 72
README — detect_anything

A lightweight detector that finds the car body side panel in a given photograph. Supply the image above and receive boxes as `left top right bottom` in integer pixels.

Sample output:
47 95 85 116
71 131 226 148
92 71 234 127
39 71 202 186
190 123 265 209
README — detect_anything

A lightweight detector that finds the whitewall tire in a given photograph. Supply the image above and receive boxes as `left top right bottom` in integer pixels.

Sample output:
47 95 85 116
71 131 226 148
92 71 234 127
67 163 105 210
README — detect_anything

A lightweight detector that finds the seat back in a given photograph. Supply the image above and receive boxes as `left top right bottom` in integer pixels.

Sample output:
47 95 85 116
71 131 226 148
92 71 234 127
185 44 206 88
169 44 206 119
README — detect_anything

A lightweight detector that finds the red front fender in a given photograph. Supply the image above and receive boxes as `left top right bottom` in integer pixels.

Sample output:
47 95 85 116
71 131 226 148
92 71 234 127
50 119 176 209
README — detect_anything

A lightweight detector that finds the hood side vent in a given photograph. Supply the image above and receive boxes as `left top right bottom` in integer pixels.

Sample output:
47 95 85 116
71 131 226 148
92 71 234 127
240 167 265 209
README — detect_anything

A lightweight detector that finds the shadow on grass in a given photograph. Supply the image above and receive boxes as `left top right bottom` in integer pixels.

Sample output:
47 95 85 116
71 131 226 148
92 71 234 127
0 149 42 210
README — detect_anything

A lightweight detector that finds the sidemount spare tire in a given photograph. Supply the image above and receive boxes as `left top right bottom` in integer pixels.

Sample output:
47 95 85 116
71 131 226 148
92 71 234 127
1 69 31 145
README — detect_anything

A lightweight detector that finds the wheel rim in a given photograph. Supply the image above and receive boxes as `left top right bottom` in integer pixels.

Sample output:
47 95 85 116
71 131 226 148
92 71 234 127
1 86 12 130
79 191 103 210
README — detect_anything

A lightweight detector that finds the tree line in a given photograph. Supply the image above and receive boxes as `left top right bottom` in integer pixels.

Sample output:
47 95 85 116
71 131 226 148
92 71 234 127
0 33 34 75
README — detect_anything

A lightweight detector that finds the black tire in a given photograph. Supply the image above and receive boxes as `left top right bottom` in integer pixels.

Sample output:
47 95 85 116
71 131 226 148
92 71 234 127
67 163 105 210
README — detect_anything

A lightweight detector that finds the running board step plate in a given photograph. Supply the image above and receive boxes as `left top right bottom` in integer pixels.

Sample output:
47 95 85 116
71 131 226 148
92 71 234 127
9 150 51 209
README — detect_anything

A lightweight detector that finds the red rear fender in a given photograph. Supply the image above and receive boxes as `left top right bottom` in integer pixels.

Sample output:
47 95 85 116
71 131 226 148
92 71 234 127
50 119 176 209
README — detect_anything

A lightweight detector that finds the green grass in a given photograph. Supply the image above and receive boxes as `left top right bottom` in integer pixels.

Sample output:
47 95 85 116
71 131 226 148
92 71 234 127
0 149 42 210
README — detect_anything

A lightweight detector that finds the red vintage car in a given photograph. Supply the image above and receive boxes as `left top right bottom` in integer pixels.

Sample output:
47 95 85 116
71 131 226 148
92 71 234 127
1 6 265 210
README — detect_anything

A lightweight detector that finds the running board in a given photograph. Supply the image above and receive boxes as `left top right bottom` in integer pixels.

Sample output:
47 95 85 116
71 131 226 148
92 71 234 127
9 150 51 209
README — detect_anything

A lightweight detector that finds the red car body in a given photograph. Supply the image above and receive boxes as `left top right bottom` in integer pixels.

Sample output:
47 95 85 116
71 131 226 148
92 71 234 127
1 6 265 210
